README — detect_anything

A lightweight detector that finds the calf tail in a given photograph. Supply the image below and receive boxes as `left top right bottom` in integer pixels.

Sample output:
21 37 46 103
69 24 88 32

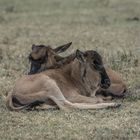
6 91 28 111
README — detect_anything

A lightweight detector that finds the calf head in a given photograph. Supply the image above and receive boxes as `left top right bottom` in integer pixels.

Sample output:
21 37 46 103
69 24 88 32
28 42 72 74
76 50 111 89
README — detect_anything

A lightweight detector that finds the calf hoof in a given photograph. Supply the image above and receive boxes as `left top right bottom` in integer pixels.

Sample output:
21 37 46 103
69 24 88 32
114 103 121 108
108 103 121 109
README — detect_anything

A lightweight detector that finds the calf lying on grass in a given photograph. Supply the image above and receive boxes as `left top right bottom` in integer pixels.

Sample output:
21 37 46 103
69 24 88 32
28 42 73 74
6 49 120 111
28 44 127 99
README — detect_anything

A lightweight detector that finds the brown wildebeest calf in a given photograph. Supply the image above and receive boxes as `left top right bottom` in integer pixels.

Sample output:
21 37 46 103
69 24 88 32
28 45 127 98
6 49 121 111
28 42 73 74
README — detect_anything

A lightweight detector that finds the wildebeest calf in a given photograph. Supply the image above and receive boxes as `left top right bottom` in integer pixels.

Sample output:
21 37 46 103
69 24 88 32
6 49 120 111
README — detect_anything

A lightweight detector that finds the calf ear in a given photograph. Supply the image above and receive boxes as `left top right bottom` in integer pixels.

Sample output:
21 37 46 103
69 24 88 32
54 42 72 53
76 49 85 63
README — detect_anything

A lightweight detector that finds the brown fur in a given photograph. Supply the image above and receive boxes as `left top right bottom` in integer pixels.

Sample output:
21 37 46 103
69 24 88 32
6 50 120 111
28 42 73 74
29 45 127 98
95 68 127 98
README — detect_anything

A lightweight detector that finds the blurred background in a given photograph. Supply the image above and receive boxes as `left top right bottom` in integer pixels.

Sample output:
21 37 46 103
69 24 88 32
0 0 140 139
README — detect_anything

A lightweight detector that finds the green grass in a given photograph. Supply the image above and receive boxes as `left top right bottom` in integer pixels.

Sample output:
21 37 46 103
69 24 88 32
0 0 140 139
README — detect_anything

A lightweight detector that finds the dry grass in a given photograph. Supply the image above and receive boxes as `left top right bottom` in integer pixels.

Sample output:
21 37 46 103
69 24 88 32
0 0 140 139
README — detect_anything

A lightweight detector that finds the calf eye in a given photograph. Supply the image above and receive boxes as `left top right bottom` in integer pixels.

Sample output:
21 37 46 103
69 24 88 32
92 60 103 70
29 55 33 61
93 60 100 65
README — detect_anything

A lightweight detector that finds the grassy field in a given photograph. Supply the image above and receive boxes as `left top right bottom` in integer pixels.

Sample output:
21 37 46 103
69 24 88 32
0 0 140 139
